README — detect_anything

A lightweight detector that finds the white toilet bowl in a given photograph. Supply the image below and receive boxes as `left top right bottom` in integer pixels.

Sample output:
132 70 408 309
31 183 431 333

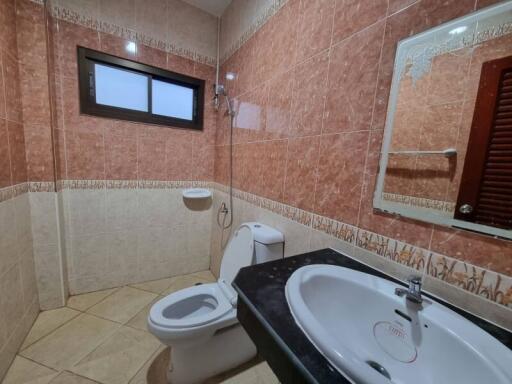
147 222 284 384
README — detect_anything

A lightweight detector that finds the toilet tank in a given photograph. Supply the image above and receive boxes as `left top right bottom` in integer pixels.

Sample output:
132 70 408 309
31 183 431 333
246 222 284 264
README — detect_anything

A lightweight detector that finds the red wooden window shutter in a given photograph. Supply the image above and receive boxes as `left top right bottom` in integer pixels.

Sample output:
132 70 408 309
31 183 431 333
455 55 512 229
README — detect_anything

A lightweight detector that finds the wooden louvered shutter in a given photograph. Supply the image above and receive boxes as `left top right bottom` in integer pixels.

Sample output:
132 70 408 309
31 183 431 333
455 55 512 229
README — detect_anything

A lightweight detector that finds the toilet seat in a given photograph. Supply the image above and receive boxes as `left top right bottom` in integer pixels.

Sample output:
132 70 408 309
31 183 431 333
150 282 234 330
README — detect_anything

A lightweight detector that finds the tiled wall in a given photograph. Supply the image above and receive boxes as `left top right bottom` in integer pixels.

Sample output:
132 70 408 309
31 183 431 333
210 186 512 330
385 32 512 206
46 4 217 294
49 0 219 65
213 0 512 329
60 182 212 294
0 0 40 378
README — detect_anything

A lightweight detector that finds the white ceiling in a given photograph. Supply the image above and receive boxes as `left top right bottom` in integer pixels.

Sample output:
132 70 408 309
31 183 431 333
181 0 232 17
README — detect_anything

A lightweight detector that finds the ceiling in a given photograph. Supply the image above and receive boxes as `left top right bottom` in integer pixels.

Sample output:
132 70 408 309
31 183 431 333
181 0 232 17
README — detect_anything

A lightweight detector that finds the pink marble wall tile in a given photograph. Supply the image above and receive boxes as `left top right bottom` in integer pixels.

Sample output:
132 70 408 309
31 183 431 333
3 53 23 123
430 226 512 276
289 51 329 137
7 121 28 183
284 136 320 211
232 35 255 97
332 0 388 44
137 127 168 180
0 0 17 58
104 123 138 180
191 139 214 181
251 19 274 86
240 141 264 195
269 0 300 76
167 53 195 76
65 129 106 180
0 119 12 188
265 70 293 139
476 0 505 9
323 21 385 134
388 0 418 15
24 125 54 182
99 32 138 61
56 21 100 79
60 76 112 133
260 139 287 201
0 55 5 119
296 0 335 62
214 144 229 185
315 131 369 225
166 131 193 180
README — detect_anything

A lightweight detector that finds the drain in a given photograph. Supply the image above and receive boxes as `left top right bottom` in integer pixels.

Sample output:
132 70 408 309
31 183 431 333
366 361 391 380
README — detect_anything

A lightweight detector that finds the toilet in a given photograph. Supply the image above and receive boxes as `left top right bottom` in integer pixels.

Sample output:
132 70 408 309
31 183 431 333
147 222 284 384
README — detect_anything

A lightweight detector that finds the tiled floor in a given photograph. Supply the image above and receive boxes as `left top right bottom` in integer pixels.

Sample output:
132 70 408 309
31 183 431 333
3 271 279 384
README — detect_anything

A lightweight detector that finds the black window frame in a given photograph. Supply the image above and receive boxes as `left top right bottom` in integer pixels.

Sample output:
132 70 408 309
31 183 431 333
77 46 205 130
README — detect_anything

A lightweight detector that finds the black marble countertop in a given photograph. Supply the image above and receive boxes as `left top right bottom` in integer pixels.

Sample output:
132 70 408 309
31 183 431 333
232 248 512 384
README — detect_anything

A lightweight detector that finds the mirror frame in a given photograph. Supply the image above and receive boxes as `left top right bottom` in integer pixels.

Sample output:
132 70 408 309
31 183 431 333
373 1 512 240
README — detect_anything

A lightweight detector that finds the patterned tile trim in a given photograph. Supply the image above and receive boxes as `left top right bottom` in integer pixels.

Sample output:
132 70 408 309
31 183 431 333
28 181 55 192
0 183 28 203
382 192 455 214
426 253 512 309
50 5 216 66
56 179 212 191
210 183 512 311
220 0 289 63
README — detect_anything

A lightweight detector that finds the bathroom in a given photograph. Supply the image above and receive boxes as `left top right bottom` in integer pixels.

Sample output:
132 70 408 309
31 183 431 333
0 0 511 382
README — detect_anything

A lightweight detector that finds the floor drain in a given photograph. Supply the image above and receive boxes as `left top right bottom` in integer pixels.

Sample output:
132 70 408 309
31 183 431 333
366 360 391 380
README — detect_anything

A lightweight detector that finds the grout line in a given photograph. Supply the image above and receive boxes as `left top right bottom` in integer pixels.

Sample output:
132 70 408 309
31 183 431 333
19 308 81 352
13 354 60 374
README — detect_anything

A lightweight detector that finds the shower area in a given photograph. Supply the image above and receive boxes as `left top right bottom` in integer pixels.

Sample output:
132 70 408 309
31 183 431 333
0 0 245 374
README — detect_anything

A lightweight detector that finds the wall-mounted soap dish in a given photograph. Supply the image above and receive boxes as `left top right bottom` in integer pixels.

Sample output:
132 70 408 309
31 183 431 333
182 188 212 199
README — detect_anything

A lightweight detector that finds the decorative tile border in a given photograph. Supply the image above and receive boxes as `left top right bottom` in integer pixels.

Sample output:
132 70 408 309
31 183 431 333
50 4 216 66
426 253 512 308
28 181 55 192
211 183 512 311
220 0 289 63
382 192 455 215
56 179 212 191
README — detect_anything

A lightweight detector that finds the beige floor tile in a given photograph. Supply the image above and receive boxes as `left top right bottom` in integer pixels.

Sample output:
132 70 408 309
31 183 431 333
126 297 162 332
217 362 279 384
20 313 120 371
2 356 58 384
48 371 99 384
70 326 160 384
87 287 158 324
129 278 173 294
161 271 217 296
67 288 119 312
128 346 168 384
21 307 81 350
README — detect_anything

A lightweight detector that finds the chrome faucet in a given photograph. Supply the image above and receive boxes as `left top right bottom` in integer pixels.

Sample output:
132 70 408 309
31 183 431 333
395 276 423 304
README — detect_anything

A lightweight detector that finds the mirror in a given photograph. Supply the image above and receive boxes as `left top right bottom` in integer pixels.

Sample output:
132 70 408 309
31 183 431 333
374 1 512 240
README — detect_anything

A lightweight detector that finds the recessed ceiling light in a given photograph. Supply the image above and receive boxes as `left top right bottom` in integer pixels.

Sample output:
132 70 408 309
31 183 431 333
226 72 236 81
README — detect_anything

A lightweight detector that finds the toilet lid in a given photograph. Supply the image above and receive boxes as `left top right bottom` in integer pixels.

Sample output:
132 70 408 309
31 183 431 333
220 225 254 284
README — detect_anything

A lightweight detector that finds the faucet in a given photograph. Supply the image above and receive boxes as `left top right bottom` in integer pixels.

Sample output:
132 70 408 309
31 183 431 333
395 276 423 304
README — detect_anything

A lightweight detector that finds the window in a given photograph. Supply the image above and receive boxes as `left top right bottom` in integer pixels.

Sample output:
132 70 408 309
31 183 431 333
78 47 205 130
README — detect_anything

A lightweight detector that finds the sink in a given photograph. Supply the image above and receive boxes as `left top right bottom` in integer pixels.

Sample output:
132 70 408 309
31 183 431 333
285 265 512 384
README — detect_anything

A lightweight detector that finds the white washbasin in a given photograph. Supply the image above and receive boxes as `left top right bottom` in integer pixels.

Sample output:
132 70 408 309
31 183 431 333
285 265 512 384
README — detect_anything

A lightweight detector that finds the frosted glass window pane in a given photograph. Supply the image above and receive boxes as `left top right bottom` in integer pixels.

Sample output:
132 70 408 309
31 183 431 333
95 63 148 111
152 79 194 120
